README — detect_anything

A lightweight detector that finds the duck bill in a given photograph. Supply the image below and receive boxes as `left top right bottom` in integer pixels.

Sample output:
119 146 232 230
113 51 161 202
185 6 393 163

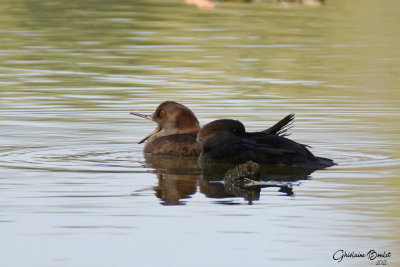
129 112 152 120
130 111 161 144
138 127 161 144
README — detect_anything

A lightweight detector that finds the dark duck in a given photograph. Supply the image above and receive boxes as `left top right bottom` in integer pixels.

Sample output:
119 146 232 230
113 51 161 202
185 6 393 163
197 119 335 168
130 101 295 157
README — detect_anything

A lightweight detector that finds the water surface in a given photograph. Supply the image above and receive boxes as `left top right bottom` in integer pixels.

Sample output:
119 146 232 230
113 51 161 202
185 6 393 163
0 0 399 266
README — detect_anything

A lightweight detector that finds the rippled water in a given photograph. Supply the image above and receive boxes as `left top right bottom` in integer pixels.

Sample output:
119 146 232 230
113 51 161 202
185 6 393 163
1 0 399 266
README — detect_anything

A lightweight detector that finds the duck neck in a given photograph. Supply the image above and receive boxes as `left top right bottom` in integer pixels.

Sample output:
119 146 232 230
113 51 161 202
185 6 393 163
176 110 200 134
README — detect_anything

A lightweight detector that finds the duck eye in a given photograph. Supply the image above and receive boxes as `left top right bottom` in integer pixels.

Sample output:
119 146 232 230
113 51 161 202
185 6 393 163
159 110 165 116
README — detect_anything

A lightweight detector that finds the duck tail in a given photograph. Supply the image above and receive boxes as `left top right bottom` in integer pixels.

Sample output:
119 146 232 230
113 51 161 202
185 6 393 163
315 157 337 168
262 113 295 137
295 157 336 169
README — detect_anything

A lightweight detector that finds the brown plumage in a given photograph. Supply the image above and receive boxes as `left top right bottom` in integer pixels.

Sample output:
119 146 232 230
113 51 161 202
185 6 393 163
131 101 201 156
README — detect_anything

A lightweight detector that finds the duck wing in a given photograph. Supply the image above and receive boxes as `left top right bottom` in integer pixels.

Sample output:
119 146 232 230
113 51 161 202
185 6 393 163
246 133 315 159
201 133 335 168
201 138 297 165
247 133 335 167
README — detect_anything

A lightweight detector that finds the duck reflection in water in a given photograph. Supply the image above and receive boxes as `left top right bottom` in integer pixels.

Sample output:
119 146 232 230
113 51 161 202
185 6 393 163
143 154 200 205
221 161 297 204
154 173 198 206
199 160 319 204
142 154 313 205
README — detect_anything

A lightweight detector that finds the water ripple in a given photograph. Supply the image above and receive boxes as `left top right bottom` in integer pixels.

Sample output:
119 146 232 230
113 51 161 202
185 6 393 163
0 146 146 173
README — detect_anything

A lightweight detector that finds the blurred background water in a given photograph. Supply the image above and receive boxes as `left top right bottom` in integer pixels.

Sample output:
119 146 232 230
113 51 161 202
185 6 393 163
0 0 399 266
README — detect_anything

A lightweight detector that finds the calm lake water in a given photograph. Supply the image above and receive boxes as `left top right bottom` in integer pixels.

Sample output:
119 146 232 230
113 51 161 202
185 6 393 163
1 0 399 266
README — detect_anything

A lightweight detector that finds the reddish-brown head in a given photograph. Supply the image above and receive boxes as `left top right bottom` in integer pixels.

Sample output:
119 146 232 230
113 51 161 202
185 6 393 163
151 101 200 134
131 101 200 144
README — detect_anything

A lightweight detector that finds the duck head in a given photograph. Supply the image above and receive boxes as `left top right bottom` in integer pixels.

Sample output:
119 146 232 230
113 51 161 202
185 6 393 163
197 119 246 152
130 101 200 144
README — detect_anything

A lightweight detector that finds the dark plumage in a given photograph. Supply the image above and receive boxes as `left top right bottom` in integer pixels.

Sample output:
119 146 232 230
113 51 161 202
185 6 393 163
197 119 335 168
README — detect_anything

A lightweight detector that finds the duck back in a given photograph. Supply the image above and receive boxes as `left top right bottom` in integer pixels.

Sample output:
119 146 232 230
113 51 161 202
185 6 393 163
200 132 335 168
